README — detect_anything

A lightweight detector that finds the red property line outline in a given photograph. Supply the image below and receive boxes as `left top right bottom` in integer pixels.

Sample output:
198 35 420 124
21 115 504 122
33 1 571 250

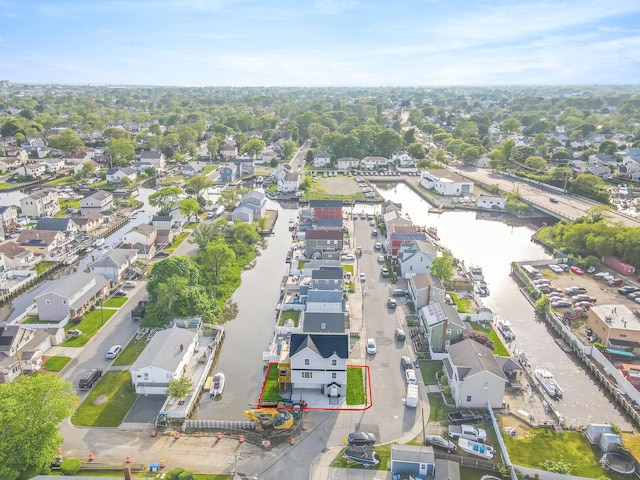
257 363 372 411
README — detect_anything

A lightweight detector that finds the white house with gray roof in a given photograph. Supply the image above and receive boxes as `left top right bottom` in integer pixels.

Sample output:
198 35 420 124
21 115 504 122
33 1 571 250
444 338 508 408
80 190 114 215
288 333 349 393
35 271 110 321
86 248 138 283
306 290 344 313
130 325 198 395
398 239 437 279
302 312 346 334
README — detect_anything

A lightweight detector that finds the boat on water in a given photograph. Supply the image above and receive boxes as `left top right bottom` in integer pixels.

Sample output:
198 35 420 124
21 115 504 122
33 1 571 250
468 264 485 282
496 319 516 341
343 447 380 467
93 237 105 248
458 438 495 459
210 372 225 397
426 226 440 241
535 367 563 399
476 281 490 296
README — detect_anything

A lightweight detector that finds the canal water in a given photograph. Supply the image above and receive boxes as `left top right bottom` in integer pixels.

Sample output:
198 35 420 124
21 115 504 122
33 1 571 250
376 182 630 428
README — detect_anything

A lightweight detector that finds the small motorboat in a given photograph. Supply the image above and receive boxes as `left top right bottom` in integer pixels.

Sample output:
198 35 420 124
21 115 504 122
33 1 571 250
535 367 563 399
210 372 225 397
93 237 105 248
343 447 380 467
458 438 495 459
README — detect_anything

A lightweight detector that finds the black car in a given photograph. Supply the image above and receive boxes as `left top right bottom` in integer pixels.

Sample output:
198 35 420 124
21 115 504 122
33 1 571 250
154 251 170 258
347 431 376 446
424 435 456 453
619 286 639 295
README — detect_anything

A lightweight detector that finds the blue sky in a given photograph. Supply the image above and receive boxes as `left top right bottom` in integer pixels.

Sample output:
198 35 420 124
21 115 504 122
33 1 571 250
1 0 639 86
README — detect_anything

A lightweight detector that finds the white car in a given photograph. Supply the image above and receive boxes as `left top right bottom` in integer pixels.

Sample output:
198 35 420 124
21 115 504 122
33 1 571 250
548 264 564 273
123 281 137 288
106 345 122 359
374 242 382 250
341 254 356 261
405 369 417 385
366 338 377 355
359 272 366 282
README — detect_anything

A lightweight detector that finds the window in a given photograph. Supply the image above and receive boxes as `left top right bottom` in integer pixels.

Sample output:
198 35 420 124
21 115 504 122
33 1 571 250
457 329 462 334
331 359 337 366
302 372 313 379
62 300 67 305
466 395 472 402
332 373 337 379
144 373 149 380
45 299 50 305
304 359 310 366
483 382 489 389
446 329 451 335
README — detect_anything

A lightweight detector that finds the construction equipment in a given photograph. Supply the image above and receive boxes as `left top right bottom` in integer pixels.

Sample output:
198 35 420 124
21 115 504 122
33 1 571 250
242 409 294 430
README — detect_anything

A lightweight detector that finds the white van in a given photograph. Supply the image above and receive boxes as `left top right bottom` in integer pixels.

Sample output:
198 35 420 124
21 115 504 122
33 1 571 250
406 384 419 408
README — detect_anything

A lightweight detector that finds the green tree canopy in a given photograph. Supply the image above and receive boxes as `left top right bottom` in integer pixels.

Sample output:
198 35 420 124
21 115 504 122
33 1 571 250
149 186 183 215
430 251 454 282
147 256 200 299
165 376 194 399
178 197 200 223
47 129 84 153
0 373 75 480
241 137 266 159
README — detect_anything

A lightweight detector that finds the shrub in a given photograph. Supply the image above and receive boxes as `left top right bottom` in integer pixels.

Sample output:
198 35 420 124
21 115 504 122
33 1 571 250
166 468 185 480
60 458 81 475
443 386 451 395
179 471 195 480
440 375 449 385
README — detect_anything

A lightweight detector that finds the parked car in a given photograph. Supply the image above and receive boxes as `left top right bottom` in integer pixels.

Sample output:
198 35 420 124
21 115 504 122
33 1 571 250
366 338 377 355
619 286 639 295
549 197 558 203
424 435 456 453
154 251 170 258
348 432 376 446
558 264 570 272
548 264 564 273
371 229 378 237
341 254 356 261
392 289 408 297
594 271 611 279
551 299 572 308
106 345 122 359
401 356 412 369
394 328 406 341
359 272 366 282
377 255 385 264
607 278 623 286
381 267 389 278
113 289 127 297
123 281 137 288
533 279 551 286
405 369 417 385
387 298 397 308
67 329 83 336
374 242 382 250
570 266 584 275
565 286 587 295
628 291 640 300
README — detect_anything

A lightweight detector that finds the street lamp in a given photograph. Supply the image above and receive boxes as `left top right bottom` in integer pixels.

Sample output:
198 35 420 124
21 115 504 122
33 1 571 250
100 296 104 326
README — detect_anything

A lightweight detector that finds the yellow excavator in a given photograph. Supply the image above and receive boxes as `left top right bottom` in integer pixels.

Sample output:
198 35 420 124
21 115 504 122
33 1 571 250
243 409 294 430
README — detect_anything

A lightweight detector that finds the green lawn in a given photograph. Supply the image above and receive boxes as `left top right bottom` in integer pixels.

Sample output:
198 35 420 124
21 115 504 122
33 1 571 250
331 445 391 471
166 233 189 252
279 309 300 327
47 176 75 186
450 292 472 313
342 264 354 275
72 371 138 427
36 261 55 275
469 321 510 356
418 359 442 385
103 297 128 308
62 309 116 347
112 336 148 366
23 315 41 324
260 364 281 403
43 356 71 372
427 392 455 423
346 366 365 405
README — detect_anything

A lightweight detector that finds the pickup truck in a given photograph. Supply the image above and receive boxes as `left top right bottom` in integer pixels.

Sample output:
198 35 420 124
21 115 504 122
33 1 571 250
448 424 487 443
131 300 149 321
447 409 483 425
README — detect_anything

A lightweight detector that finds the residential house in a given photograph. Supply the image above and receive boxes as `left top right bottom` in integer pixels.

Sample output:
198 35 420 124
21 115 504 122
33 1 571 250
309 200 342 228
0 205 18 229
17 230 67 257
304 229 343 260
391 151 414 164
419 301 467 358
219 142 238 160
586 304 638 347
306 290 344 314
219 163 239 183
231 204 255 223
272 163 291 183
20 189 60 218
0 157 23 172
0 242 40 269
35 217 78 236
261 148 279 164
41 158 66 173
71 212 104 233
300 259 342 277
151 216 174 245
390 445 436 478
310 267 344 291
16 163 46 177
133 161 155 174
387 225 427 258
87 248 138 283
62 152 90 165
408 273 446 310
80 190 114 215
233 156 255 176
362 156 390 170
336 157 361 170
181 163 202 177
139 151 166 172
399 239 438 278
106 167 137 184
278 172 300 193
313 151 332 168
420 170 474 196
130 325 199 395
302 312 346 334
287 333 349 395
477 194 506 210
35 271 110 321
5 148 28 163
0 324 62 384
240 191 266 218
444 338 509 408
122 224 157 260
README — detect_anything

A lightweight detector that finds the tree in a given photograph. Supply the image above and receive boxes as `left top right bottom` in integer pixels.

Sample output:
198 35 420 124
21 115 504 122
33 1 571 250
195 243 235 284
147 256 200 299
431 252 454 282
524 155 548 172
406 143 426 159
282 140 298 159
107 138 136 164
219 189 239 211
374 129 403 158
47 129 83 153
165 376 194 399
178 197 200 223
149 186 183 215
190 221 225 250
0 373 75 479
304 149 314 163
403 128 416 145
598 141 617 155
241 137 266 159
186 174 213 203
500 118 521 133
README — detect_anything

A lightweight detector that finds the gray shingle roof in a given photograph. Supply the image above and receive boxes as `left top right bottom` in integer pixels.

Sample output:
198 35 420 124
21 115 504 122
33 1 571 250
35 217 77 231
447 338 507 382
87 248 137 270
421 302 464 328
307 290 343 303
410 273 443 291
131 326 196 373
37 271 109 309
311 268 343 280
302 312 345 333
289 333 348 359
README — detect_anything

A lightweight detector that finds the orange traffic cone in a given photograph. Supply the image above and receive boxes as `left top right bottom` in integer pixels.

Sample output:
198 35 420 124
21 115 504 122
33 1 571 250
160 459 166 468
174 431 180 440
125 455 131 463
238 434 245 443
290 437 295 445
216 431 222 441
150 429 157 437
88 452 94 461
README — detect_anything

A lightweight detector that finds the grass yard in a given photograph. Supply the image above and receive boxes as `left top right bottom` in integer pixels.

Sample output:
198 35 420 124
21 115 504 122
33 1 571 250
43 356 71 372
342 264 354 275
103 297 128 308
502 419 614 478
450 292 472 313
331 445 391 471
418 359 442 385
346 366 365 405
72 371 137 427
260 364 281 403
36 261 55 275
166 232 189 252
22 315 41 324
278 309 300 327
469 321 510 356
47 176 75 186
427 392 455 423
112 337 149 366
63 309 116 347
